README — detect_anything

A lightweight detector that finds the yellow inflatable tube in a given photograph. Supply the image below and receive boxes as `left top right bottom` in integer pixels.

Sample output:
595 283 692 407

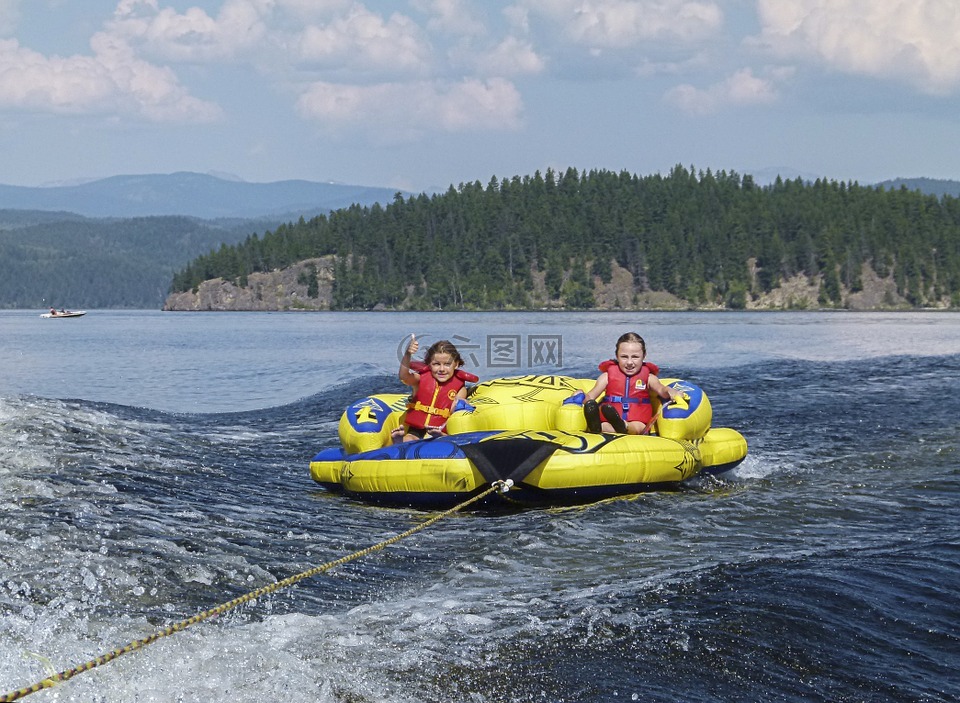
310 427 720 508
311 373 746 508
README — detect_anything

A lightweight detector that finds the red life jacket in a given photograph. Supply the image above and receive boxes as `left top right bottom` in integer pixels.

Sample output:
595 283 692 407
404 364 478 431
599 359 660 425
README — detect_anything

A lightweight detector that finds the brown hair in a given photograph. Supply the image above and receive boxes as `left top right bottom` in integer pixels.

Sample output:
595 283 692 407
425 340 464 367
615 332 646 356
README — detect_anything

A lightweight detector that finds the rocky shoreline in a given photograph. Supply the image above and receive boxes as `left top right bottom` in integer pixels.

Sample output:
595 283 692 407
163 259 927 312
163 258 335 312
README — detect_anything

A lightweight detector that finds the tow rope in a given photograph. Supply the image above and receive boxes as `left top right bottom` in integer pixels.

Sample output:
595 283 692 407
0 480 512 702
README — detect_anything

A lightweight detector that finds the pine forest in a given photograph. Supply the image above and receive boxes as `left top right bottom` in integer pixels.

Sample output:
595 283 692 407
169 166 960 311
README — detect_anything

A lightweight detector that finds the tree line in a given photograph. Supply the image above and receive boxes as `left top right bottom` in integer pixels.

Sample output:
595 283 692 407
169 166 960 310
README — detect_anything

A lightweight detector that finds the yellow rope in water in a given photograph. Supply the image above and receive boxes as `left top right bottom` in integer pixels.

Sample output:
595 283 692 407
0 482 506 702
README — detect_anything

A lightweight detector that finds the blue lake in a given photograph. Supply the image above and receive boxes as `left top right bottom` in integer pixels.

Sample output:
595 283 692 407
1 310 958 702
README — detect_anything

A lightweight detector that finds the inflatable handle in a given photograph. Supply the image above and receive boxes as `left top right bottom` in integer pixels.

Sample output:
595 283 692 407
451 398 475 414
669 392 691 411
658 382 712 440
563 391 586 406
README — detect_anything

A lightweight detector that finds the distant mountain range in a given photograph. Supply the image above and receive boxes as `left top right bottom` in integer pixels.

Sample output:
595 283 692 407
874 177 960 198
0 172 405 220
750 170 960 197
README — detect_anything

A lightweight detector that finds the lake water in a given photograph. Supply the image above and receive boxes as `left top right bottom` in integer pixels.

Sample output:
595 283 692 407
1 310 958 702
2 309 956 412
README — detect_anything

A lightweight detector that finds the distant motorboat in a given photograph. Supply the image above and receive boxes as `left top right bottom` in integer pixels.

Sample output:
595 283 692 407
41 309 87 318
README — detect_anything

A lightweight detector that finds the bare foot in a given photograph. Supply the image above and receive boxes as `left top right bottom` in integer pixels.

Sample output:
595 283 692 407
390 427 406 444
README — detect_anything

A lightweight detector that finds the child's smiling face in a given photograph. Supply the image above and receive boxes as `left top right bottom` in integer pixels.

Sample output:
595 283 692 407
615 341 645 376
429 352 458 382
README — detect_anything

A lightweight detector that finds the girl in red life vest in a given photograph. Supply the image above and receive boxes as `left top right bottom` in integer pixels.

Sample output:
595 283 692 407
583 332 681 435
392 335 476 443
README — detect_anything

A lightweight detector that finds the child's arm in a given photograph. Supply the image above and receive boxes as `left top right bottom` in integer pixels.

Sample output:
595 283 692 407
399 334 420 387
584 373 609 401
647 374 679 401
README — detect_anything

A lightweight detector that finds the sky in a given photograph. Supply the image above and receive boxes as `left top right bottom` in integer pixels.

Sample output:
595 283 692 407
0 0 958 193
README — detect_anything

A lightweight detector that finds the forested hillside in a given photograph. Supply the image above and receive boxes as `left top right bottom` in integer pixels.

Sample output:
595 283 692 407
0 214 269 308
170 166 960 310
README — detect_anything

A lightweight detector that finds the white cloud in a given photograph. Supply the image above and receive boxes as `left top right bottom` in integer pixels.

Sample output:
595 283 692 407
411 0 486 36
0 35 222 121
723 66 780 104
755 0 960 95
0 1 539 133
107 1 438 77
108 0 271 62
514 0 723 47
297 5 432 74
470 36 546 76
665 67 780 114
296 77 523 134
502 4 530 33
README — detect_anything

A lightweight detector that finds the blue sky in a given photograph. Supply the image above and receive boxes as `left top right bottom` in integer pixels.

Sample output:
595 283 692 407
0 0 957 192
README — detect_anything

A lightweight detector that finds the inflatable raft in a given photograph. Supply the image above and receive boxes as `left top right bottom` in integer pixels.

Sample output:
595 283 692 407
310 374 747 509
